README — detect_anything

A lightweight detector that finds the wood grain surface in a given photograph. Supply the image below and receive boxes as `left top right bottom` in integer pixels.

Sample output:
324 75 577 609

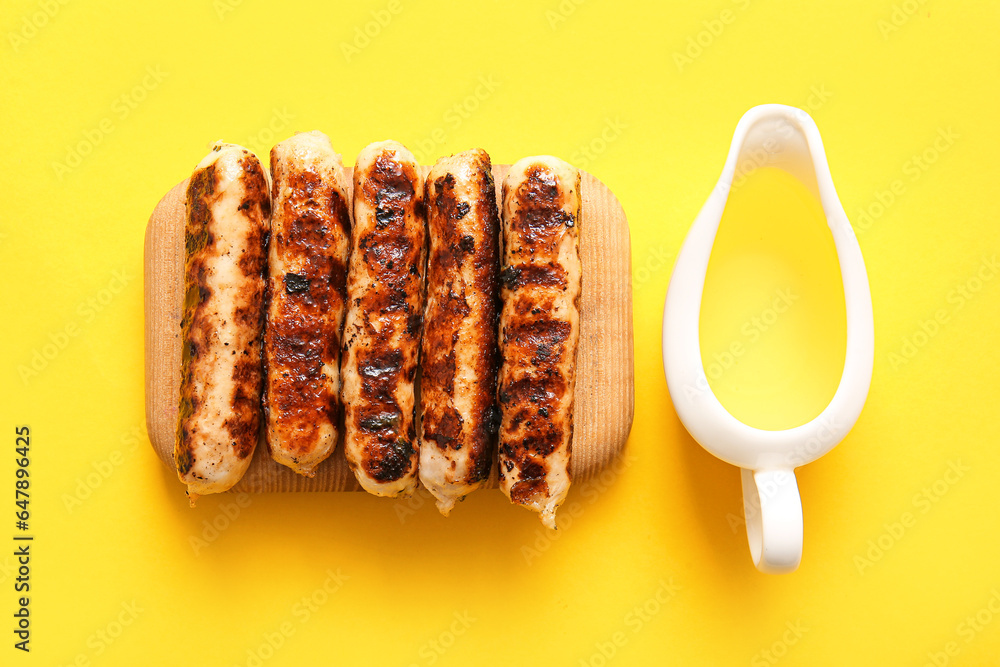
144 165 633 493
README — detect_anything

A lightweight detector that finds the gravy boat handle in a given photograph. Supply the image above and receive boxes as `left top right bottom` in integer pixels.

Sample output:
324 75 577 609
741 468 803 573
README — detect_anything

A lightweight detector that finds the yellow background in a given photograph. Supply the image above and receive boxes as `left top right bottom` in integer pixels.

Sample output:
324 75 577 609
2 0 999 665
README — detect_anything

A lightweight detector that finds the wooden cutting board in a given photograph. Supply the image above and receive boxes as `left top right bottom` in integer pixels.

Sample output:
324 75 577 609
145 164 633 492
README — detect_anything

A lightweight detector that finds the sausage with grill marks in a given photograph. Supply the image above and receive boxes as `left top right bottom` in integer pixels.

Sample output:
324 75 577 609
418 149 501 515
341 141 426 497
176 143 271 505
264 131 352 476
497 155 582 528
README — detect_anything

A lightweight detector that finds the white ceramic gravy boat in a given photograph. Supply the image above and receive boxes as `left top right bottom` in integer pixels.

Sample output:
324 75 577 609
662 104 874 573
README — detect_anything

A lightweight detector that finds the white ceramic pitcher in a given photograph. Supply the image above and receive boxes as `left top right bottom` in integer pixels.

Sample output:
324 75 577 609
662 104 874 573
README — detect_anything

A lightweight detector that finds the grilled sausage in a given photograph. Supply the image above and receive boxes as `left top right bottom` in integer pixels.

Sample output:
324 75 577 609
264 131 352 476
497 156 582 529
176 143 271 505
418 149 501 515
341 141 426 497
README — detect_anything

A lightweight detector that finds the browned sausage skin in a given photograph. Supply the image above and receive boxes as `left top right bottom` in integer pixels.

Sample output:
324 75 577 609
341 141 426 497
176 143 271 504
264 131 352 476
418 149 501 515
497 156 582 528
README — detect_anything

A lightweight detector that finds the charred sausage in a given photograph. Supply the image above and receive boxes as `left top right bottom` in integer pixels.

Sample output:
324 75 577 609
418 149 501 515
176 143 270 504
341 141 426 497
264 131 352 476
497 155 581 528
